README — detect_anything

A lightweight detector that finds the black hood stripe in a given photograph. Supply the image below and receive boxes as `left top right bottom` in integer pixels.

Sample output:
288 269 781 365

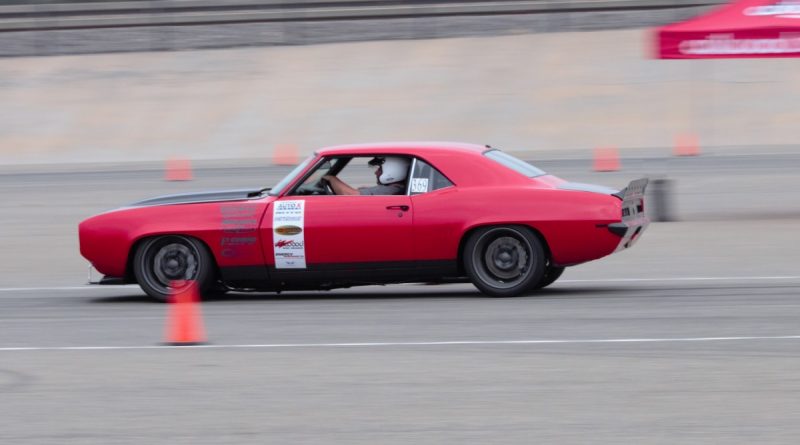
130 189 260 207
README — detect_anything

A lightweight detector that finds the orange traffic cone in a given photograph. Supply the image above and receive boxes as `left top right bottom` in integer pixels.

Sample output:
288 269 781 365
272 143 300 166
674 134 700 157
593 147 621 172
164 281 206 345
165 158 193 181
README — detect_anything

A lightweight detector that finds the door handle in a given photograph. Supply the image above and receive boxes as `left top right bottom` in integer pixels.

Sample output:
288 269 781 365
386 205 409 211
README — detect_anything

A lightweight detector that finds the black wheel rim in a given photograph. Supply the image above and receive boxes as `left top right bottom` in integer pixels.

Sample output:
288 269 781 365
142 237 200 295
472 229 532 289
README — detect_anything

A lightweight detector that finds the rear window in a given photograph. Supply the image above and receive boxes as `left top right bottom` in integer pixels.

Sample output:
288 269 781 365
484 149 546 178
409 159 453 195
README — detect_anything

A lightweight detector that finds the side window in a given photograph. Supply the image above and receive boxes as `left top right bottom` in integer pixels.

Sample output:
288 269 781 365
335 157 380 189
409 159 454 195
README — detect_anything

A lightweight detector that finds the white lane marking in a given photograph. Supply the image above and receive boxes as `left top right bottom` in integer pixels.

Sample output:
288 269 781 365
0 285 139 292
2 335 800 352
0 316 163 322
0 276 799 295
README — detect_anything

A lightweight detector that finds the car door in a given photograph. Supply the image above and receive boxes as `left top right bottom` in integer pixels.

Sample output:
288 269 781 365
264 194 414 278
407 158 462 277
304 194 413 263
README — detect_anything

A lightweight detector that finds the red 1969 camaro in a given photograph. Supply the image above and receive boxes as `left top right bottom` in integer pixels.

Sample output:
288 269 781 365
79 142 648 301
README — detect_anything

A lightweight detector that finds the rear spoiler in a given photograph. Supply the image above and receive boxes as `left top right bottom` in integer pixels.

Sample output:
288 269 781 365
614 178 649 219
613 178 648 201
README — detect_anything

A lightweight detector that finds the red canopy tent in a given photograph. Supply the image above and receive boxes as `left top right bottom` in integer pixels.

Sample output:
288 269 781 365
656 0 800 58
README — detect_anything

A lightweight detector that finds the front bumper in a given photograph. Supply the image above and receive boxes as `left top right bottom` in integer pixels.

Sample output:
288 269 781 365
87 264 126 285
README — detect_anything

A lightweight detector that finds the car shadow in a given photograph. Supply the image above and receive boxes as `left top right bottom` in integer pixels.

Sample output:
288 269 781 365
209 289 486 302
91 289 484 304
88 285 619 304
89 293 157 304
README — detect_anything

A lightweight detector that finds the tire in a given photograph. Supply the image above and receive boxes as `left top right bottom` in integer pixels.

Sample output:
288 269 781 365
533 265 565 290
463 225 546 297
133 235 216 302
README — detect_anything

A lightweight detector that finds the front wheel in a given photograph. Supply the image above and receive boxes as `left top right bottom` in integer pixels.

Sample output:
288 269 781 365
463 226 546 297
133 235 216 302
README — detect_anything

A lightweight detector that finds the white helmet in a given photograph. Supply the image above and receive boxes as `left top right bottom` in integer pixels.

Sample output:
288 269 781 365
371 157 410 185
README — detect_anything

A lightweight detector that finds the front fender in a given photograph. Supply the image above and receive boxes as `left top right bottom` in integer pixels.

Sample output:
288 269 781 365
79 199 272 278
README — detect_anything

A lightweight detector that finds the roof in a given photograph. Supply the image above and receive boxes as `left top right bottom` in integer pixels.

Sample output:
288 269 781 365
316 141 489 156
313 141 535 188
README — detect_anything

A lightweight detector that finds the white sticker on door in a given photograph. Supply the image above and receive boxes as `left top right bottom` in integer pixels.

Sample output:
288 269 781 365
272 200 306 269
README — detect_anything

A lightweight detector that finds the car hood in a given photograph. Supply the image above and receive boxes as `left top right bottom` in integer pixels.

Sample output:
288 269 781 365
557 182 619 195
129 189 262 207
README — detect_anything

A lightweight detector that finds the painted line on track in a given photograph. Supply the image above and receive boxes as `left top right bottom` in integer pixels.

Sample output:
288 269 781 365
2 335 800 352
0 285 140 292
1 275 799 295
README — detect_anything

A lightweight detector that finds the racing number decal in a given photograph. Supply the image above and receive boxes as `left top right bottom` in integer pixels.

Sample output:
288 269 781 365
411 178 429 194
273 200 306 269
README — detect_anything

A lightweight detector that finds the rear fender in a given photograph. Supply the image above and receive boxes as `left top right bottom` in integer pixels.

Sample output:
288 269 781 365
456 223 552 275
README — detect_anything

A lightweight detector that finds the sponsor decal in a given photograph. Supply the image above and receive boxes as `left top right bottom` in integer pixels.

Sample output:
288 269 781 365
272 200 306 269
222 237 257 246
679 33 800 55
221 205 255 216
745 1 800 18
275 252 304 258
222 219 258 226
273 215 302 223
275 201 303 211
275 240 304 249
274 225 303 236
411 178 429 194
219 204 259 257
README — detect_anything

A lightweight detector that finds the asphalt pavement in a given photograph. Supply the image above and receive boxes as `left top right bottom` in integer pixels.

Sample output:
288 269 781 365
2 279 800 444
1 154 799 444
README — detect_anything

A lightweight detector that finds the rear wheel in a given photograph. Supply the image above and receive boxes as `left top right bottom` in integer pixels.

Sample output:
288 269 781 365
133 235 216 302
534 265 565 290
464 226 546 297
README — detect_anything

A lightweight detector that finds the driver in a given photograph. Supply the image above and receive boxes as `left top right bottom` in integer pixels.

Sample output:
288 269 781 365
323 156 409 195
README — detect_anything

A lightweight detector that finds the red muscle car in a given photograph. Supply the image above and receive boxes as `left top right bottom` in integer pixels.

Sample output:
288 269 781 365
79 142 649 301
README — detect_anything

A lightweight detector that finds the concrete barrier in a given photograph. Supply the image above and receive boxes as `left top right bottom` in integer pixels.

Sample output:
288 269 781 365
0 0 725 30
0 0 722 57
2 29 799 166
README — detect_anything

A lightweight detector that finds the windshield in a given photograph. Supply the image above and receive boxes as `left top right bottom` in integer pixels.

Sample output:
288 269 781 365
268 155 315 196
291 159 336 195
483 149 546 178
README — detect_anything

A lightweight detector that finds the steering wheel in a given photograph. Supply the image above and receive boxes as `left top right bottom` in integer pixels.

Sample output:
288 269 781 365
318 178 335 195
295 177 335 195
